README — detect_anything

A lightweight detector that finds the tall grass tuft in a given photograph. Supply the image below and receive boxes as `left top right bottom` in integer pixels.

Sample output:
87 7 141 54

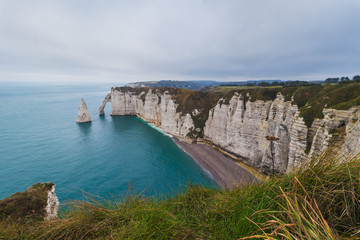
243 153 360 239
242 184 339 239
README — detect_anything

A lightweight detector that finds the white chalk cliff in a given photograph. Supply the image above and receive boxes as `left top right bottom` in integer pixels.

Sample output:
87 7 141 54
204 93 360 173
99 88 195 139
45 185 59 220
76 98 92 123
100 88 360 174
204 93 306 174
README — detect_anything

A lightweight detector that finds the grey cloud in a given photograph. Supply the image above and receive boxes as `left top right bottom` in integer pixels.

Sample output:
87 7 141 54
0 0 359 82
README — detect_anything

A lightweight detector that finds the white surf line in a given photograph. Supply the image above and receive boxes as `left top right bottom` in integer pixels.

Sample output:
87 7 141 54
137 116 216 184
137 118 173 138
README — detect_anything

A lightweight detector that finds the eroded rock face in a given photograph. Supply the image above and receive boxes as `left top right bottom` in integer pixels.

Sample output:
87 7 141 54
204 93 360 174
99 93 111 115
100 88 195 139
45 185 59 220
100 88 360 174
203 93 307 174
76 98 92 123
308 107 360 160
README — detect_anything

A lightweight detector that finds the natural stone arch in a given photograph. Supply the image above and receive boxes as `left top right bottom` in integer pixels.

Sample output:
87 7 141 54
99 93 111 115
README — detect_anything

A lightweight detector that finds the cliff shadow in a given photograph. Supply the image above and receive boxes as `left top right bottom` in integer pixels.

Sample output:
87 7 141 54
77 122 92 137
110 115 138 135
99 114 107 123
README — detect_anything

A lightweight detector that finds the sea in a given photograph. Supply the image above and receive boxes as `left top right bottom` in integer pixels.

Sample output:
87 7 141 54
0 82 217 203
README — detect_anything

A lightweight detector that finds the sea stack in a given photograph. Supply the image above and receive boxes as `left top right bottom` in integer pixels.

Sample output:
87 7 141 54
76 98 92 123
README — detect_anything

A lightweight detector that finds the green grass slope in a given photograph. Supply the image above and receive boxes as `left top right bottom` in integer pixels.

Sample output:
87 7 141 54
296 83 360 127
1 153 359 239
0 183 53 222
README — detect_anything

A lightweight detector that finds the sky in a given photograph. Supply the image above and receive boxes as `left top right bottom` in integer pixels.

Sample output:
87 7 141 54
0 0 359 83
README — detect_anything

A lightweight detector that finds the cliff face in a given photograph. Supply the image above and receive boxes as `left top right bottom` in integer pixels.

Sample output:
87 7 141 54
204 93 360 174
204 93 307 174
100 87 360 174
308 108 360 159
99 88 196 139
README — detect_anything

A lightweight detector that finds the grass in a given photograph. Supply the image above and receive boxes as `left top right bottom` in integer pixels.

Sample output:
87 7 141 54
296 83 360 127
0 182 54 222
0 153 359 239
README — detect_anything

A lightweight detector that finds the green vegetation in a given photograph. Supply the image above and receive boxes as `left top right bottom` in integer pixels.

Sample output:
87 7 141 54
0 154 359 239
166 88 222 137
296 83 360 127
325 75 360 84
0 183 53 222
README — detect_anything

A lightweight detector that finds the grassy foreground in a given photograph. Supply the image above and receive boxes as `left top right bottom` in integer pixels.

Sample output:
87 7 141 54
1 153 359 239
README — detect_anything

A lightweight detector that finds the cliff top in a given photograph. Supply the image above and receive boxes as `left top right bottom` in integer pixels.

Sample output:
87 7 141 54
114 83 360 128
0 182 54 221
211 83 360 127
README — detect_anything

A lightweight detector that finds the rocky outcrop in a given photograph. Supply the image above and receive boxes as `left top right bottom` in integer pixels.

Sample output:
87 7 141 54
308 107 360 160
0 182 59 221
45 185 59 220
76 98 92 123
100 88 360 175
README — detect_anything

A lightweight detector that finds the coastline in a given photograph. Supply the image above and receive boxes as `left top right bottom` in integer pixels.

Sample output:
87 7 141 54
136 115 260 189
173 138 259 189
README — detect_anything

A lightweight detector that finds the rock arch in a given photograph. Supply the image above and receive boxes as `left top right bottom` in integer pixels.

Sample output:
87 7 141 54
99 93 111 115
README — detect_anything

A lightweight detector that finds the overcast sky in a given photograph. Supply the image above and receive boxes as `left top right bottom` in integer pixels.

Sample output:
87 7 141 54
0 0 359 83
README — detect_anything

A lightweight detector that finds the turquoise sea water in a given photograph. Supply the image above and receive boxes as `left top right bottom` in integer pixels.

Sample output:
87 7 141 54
0 83 216 203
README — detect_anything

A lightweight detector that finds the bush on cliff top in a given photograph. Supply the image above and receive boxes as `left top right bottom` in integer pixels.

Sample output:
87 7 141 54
1 153 359 239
